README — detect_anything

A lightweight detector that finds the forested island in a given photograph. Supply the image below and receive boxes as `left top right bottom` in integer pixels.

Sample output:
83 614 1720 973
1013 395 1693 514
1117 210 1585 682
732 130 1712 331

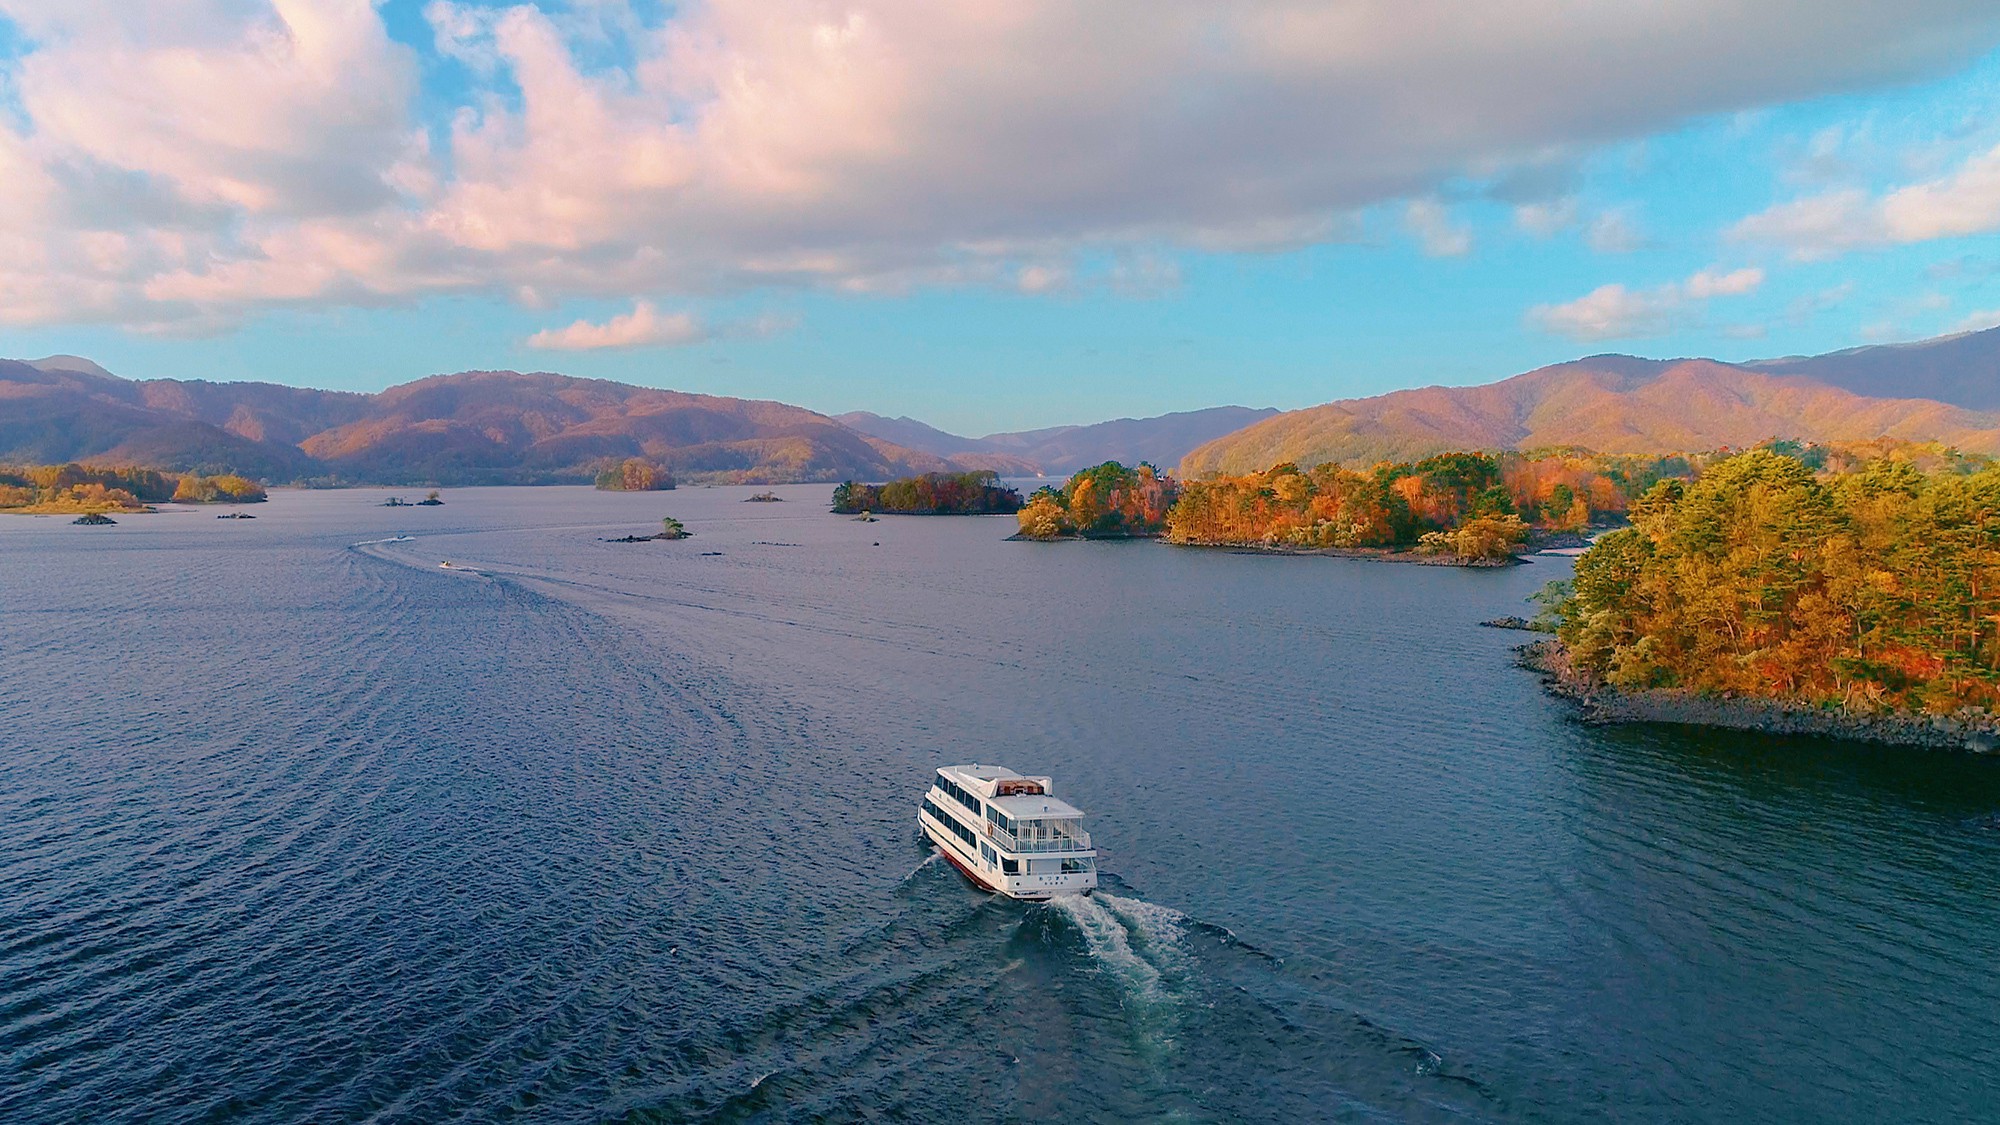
1 463 266 514
595 458 676 491
1528 442 2000 749
172 474 268 503
1007 450 1691 563
832 471 1022 514
1014 462 1176 538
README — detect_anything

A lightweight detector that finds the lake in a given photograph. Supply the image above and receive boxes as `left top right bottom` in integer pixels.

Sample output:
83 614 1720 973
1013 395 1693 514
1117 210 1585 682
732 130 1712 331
4 485 1998 1123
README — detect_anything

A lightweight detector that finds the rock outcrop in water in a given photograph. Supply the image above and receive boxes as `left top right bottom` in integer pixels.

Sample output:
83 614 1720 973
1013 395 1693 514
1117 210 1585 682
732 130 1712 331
603 516 689 543
1519 638 2000 752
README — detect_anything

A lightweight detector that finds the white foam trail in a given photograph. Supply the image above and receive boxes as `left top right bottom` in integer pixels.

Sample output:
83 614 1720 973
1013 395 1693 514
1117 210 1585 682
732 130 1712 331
1096 892 1188 968
1050 893 1165 1001
899 853 942 883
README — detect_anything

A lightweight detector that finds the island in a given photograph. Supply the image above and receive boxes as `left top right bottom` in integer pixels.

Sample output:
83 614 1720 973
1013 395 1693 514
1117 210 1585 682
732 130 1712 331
596 459 676 491
603 517 689 542
1013 462 1175 538
745 491 784 502
171 473 268 504
1009 451 1666 565
2 464 172 515
1523 445 2000 750
831 471 1022 515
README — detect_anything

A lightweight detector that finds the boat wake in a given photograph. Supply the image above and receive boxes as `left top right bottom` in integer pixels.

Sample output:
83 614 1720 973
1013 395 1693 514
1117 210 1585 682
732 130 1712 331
1048 892 1189 1005
1037 889 1200 1076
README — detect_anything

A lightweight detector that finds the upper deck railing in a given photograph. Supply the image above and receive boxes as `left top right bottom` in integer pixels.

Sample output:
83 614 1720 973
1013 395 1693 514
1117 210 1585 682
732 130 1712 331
929 785 1093 853
984 820 1091 854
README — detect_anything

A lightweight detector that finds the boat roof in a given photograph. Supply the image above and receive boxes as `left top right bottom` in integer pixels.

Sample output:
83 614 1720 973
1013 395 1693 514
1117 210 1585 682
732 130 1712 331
941 763 1026 782
988 793 1085 820
935 764 1085 819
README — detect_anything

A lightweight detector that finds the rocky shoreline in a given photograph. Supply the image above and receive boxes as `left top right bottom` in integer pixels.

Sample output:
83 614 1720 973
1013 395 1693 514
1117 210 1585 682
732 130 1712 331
1180 540 1519 567
1516 638 2000 753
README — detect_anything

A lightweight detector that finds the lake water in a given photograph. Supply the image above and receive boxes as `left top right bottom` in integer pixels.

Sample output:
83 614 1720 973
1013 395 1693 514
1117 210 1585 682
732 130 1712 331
4 486 1998 1123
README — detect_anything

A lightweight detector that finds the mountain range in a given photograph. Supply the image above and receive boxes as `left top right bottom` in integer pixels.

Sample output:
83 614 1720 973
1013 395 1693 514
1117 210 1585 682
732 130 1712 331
834 406 1279 476
1180 327 2000 476
0 357 1263 485
10 326 2000 486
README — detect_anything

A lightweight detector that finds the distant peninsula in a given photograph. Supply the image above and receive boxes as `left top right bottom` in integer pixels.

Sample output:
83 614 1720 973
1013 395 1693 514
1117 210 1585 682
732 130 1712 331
832 471 1023 515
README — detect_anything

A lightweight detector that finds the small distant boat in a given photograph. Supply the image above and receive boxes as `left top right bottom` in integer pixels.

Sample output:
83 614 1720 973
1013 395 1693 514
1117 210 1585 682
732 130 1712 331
438 560 478 572
919 765 1097 899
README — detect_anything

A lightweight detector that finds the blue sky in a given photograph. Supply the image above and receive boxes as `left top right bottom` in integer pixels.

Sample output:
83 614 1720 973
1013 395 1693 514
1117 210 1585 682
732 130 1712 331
4 2 2000 433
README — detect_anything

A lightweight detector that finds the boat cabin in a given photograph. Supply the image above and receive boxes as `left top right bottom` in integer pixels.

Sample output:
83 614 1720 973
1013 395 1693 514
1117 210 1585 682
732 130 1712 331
920 764 1097 899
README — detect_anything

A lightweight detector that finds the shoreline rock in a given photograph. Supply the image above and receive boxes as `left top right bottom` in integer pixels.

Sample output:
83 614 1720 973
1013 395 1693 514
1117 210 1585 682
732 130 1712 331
1516 638 2000 753
1178 540 1519 567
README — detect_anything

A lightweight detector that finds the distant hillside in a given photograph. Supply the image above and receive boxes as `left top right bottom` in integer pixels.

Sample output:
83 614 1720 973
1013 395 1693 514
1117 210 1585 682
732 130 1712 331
1180 355 2000 476
832 412 1041 475
839 405 1279 476
1747 325 2000 411
0 361 953 485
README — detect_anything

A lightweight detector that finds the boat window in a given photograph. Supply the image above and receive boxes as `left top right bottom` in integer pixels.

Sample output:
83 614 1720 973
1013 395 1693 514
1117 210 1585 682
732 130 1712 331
1061 857 1094 874
986 807 1013 833
980 843 997 866
1001 857 1019 875
924 798 978 848
936 776 982 816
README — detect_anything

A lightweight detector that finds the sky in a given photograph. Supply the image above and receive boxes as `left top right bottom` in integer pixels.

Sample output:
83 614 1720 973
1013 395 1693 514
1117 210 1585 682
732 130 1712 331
5 2 2000 433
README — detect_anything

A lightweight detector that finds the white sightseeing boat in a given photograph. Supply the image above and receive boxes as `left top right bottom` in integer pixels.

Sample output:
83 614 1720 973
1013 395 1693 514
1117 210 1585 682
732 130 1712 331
918 764 1097 899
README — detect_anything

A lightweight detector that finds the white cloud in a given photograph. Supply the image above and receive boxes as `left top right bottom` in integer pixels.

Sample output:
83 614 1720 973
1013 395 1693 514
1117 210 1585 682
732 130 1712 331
1529 265 1764 341
1733 140 2000 258
1514 197 1578 237
527 302 708 350
1015 264 1072 294
1952 308 2000 333
1586 209 1647 253
1 0 1998 328
524 302 796 349
1529 284 1675 341
1403 198 1472 257
1685 266 1764 298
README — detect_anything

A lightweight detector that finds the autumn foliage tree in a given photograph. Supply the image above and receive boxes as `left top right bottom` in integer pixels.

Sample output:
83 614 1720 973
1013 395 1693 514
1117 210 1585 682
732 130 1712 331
1550 448 2000 713
1013 463 1177 539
